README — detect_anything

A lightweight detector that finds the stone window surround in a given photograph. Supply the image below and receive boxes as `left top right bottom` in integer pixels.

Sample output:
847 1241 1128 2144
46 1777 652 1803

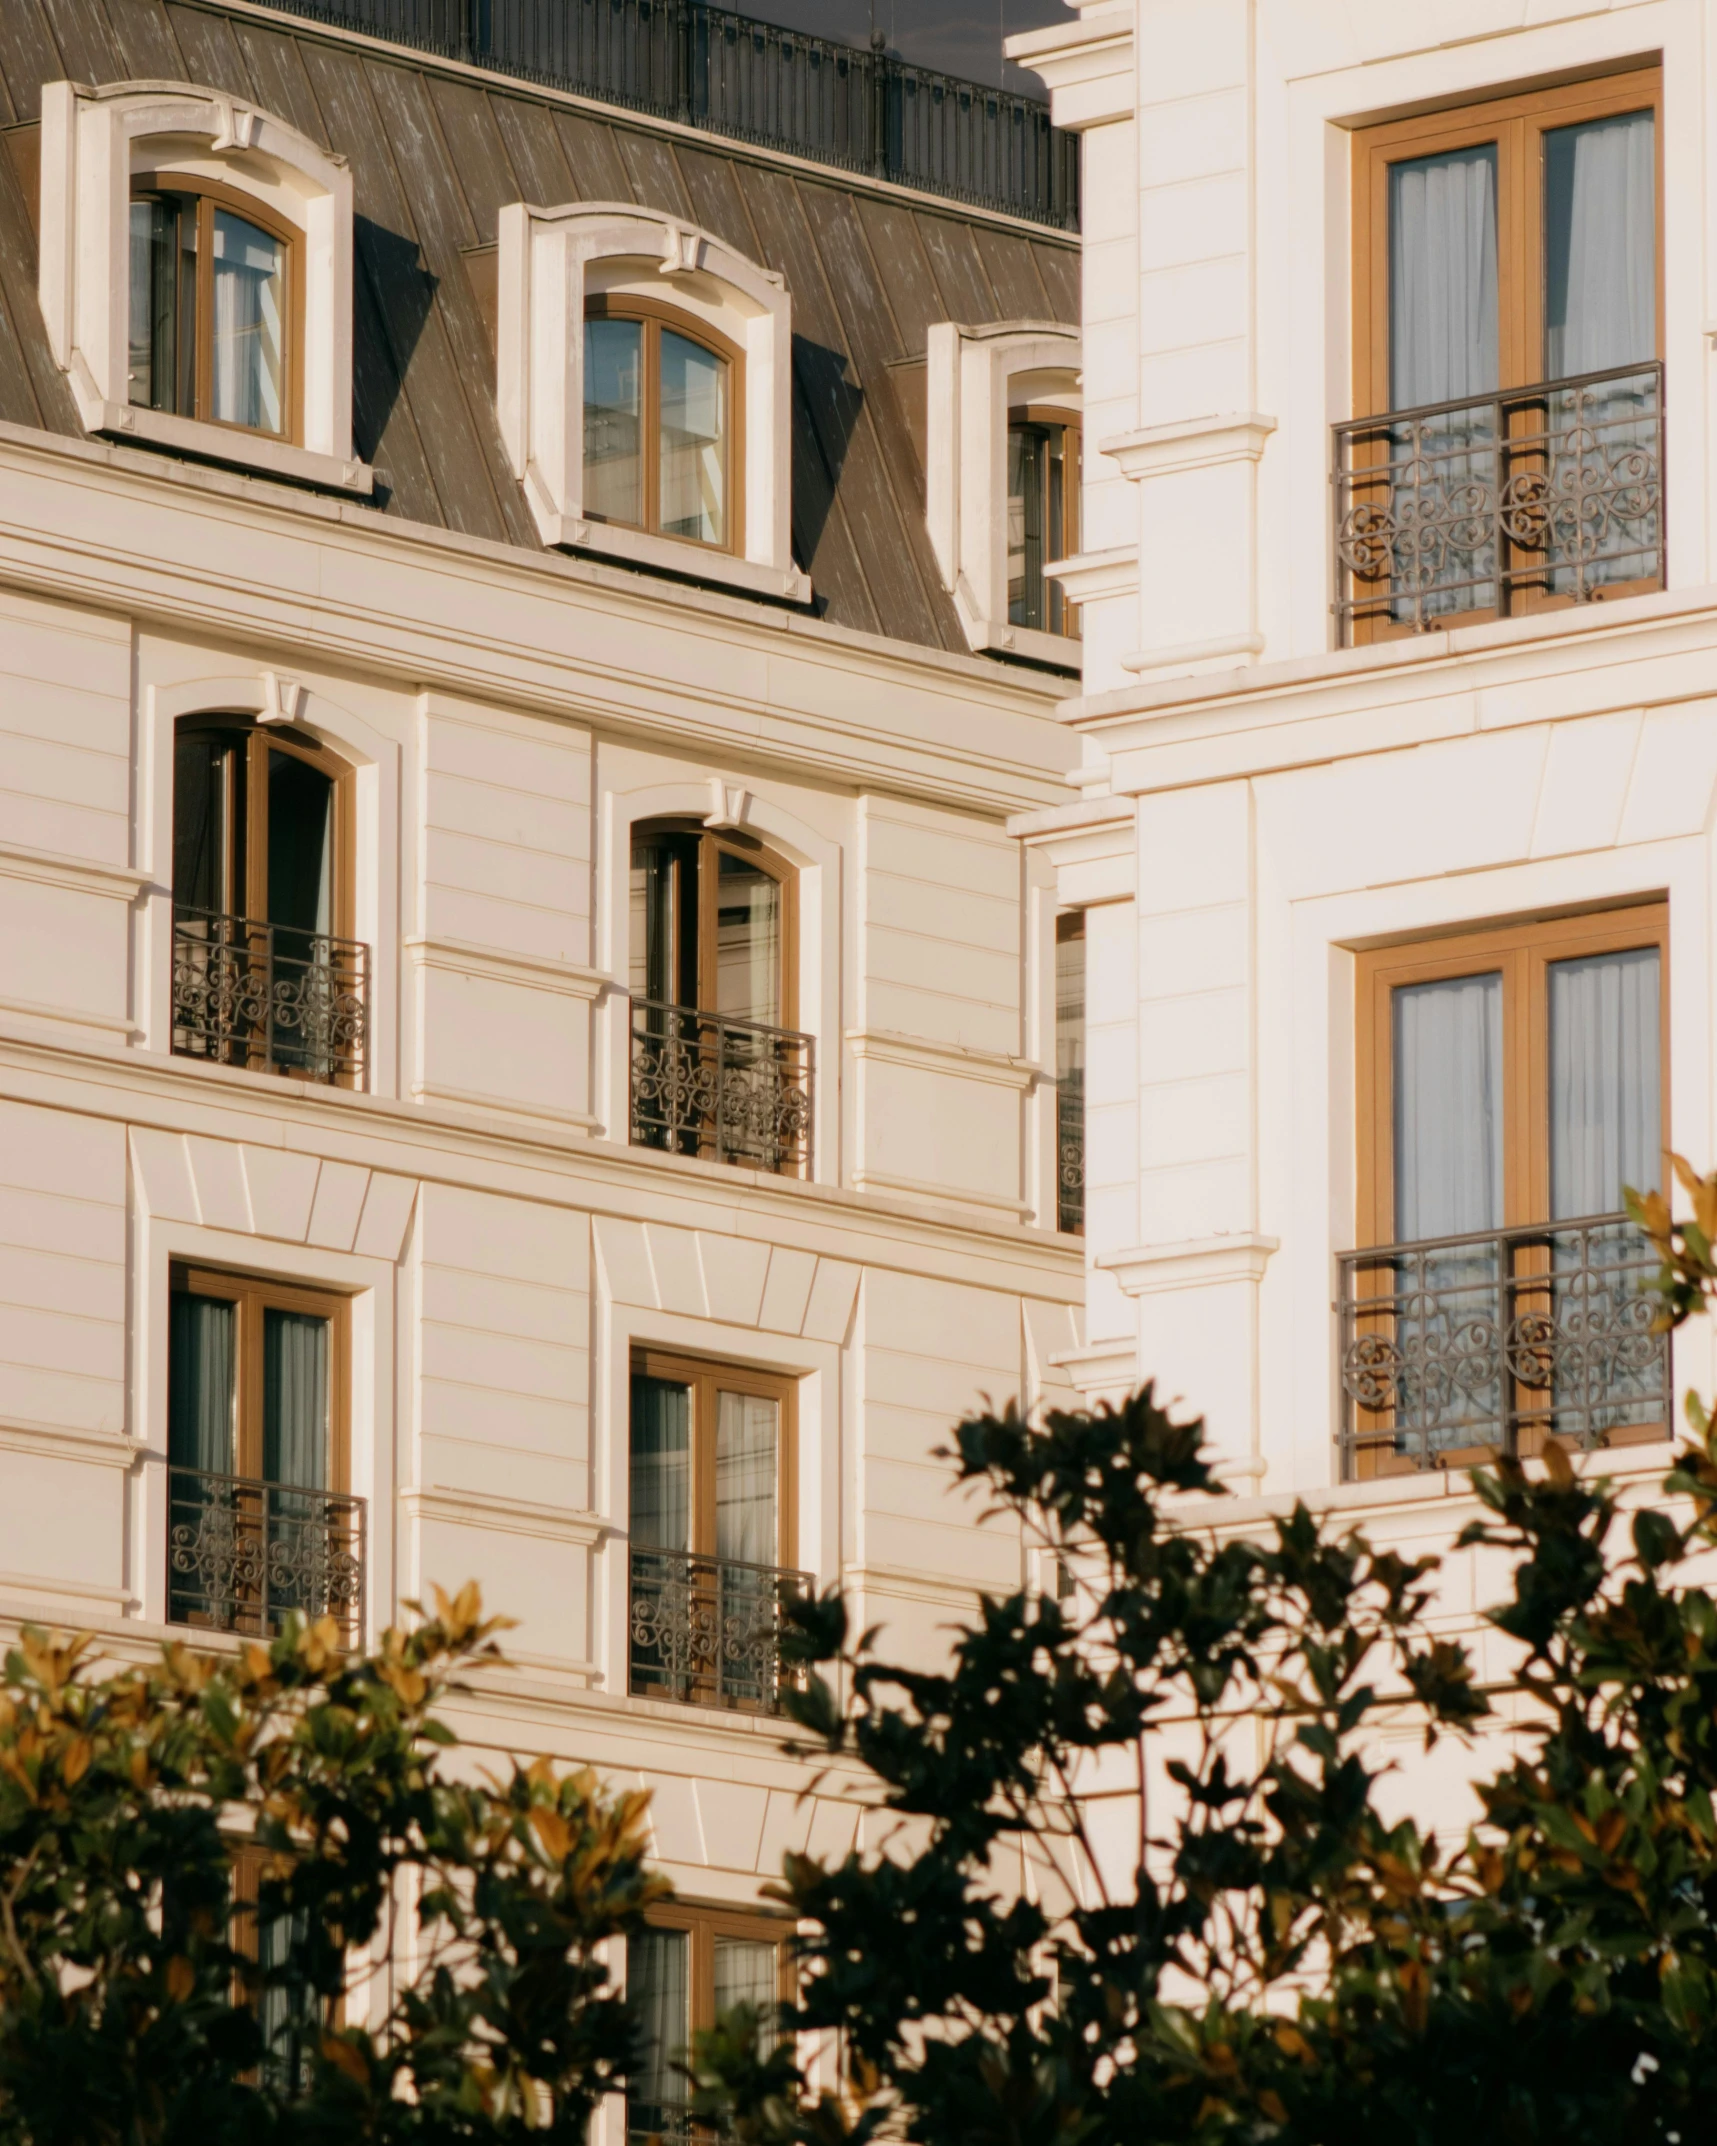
497 201 808 604
38 79 371 495
926 319 1082 670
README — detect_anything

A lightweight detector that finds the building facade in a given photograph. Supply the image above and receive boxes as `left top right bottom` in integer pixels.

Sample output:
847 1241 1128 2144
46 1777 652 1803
0 0 1091 2108
1015 0 1716 1780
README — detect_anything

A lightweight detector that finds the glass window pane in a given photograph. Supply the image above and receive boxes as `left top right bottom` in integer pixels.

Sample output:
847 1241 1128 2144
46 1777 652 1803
715 851 781 1027
1007 423 1041 629
1055 917 1085 1236
631 834 698 1007
173 728 244 914
659 330 727 545
1545 110 1655 377
713 1935 779 2050
168 1291 236 1474
716 1390 778 1568
585 317 644 526
628 1927 690 2127
1392 972 1503 1242
1548 946 1661 1218
631 1374 691 1551
263 1308 330 1490
128 194 196 416
211 210 285 433
1388 144 1499 409
266 749 334 940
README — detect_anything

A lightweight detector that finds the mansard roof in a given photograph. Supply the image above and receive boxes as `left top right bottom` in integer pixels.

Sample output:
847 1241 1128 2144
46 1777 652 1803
0 0 1080 656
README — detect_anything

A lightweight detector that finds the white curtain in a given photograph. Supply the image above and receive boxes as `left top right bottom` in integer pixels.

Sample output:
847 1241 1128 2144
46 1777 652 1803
211 210 284 434
1389 144 1499 410
658 329 727 545
714 1935 778 2051
716 1391 778 1569
628 1928 690 2114
631 1374 691 1552
169 1293 236 1474
715 853 782 1028
1393 972 1503 1242
1548 947 1661 1218
1545 111 1656 378
263 1309 329 1490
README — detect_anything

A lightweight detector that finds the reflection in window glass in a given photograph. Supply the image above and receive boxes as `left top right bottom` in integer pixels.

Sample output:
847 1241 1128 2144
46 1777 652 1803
715 849 781 1027
585 317 644 525
659 329 727 545
211 210 285 432
1007 420 1077 636
128 193 197 416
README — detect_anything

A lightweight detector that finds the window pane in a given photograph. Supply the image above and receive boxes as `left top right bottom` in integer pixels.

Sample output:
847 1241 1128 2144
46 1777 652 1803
631 1374 691 1551
1392 972 1503 1241
713 1935 779 2049
628 1927 690 2128
659 330 727 545
169 1290 236 1474
715 851 781 1027
211 210 285 434
716 1390 778 1568
585 317 643 526
256 1898 317 2095
266 750 334 940
263 1308 330 1490
1545 110 1655 377
129 195 194 414
1007 423 1043 629
1548 946 1661 1218
631 834 698 1007
1388 144 1498 409
1056 917 1085 1236
173 728 244 914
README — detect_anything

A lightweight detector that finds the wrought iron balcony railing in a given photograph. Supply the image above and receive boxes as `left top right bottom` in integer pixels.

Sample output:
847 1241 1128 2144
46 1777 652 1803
167 1465 366 1642
1332 362 1663 642
172 906 369 1086
246 0 1078 228
1057 1073 1084 1236
629 1546 808 1713
628 2104 694 2146
630 998 813 1176
1337 1213 1668 1477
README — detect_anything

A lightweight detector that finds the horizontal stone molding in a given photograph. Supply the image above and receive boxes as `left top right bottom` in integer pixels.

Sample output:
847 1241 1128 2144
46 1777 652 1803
1098 1232 1280 1295
408 1080 602 1133
1121 630 1266 674
0 1418 142 1470
0 1570 138 1612
403 1485 611 1546
0 839 152 901
845 1027 1046 1089
0 992 140 1038
1046 542 1137 606
1005 2 1134 132
1048 1337 1137 1402
850 1166 1034 1217
1101 413 1277 482
406 935 614 1000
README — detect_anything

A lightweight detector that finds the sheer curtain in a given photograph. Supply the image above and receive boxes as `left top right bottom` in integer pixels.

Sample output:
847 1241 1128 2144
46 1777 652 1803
263 1309 329 1490
211 211 284 434
169 1293 236 1474
1389 144 1499 411
714 1936 779 2052
631 1374 691 1552
716 1392 779 1569
1548 947 1661 1218
1545 111 1656 377
658 330 727 545
1393 972 1504 1242
628 1929 690 2119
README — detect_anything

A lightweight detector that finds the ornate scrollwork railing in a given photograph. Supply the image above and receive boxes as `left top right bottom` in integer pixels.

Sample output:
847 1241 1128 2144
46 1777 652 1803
1337 1214 1668 1477
628 2104 695 2146
1332 362 1663 641
630 999 813 1176
167 1465 365 1642
629 1547 808 1713
1057 1073 1084 1236
172 906 369 1085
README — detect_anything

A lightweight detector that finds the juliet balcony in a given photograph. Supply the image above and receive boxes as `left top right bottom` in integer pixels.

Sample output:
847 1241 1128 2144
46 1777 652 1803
167 1464 366 1642
172 906 371 1087
1332 362 1664 644
1337 1214 1669 1477
629 998 814 1176
628 1545 808 1714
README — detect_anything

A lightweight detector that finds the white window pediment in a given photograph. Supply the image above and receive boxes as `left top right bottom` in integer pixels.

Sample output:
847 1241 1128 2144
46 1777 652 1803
38 79 370 494
496 201 808 604
926 320 1081 668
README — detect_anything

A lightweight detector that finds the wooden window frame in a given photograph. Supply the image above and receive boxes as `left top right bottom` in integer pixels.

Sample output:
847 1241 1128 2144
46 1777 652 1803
175 713 357 943
1355 900 1669 1246
130 174 304 444
629 1348 798 1570
635 1902 793 2028
584 295 745 556
1351 66 1664 420
1006 404 1082 641
630 819 798 1028
170 1263 351 1491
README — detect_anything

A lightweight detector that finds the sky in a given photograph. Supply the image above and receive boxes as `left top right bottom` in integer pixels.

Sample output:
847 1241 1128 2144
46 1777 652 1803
710 0 1071 96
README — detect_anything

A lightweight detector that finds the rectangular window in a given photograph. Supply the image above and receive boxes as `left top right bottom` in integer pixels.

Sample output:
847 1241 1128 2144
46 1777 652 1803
1342 904 1669 1472
1338 68 1663 639
1007 410 1080 638
627 1910 784 2146
1055 912 1085 1235
167 1266 362 1639
628 1352 801 1711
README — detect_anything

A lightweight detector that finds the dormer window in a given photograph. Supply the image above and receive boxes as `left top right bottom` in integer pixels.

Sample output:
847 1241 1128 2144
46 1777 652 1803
583 301 736 550
1007 409 1080 638
129 183 295 439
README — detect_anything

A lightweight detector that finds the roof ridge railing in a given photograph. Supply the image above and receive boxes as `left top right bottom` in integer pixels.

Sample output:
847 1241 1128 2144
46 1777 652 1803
240 0 1080 228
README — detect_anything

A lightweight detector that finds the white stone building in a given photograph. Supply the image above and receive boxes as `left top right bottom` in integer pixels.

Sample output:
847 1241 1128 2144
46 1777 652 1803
1014 0 1714 1713
0 0 1090 2107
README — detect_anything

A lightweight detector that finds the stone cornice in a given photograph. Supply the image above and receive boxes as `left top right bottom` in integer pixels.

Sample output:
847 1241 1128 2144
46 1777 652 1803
845 1028 1047 1090
1006 3 1135 132
0 839 153 902
404 936 614 1000
1100 412 1277 481
1098 1233 1280 1294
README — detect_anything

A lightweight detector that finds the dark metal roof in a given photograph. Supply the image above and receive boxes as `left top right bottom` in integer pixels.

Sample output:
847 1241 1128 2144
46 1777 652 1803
0 0 1081 656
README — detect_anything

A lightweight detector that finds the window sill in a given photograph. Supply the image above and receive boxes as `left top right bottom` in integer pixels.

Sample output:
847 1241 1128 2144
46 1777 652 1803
534 503 811 605
963 611 1081 672
82 390 373 497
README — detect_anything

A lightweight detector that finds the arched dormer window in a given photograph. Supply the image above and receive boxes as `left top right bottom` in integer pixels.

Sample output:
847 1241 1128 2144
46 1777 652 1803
926 320 1081 668
627 818 810 1176
497 203 806 603
170 714 368 1087
38 80 369 493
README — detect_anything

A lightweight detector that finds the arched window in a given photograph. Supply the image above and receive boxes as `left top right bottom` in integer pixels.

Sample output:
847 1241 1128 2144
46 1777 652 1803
584 300 739 552
129 178 298 439
1008 408 1081 638
170 715 367 1086
627 819 810 1175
